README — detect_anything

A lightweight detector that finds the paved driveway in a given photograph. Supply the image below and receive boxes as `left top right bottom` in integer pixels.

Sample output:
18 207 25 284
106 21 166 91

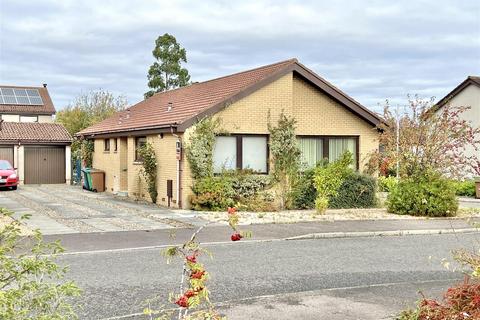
0 184 206 234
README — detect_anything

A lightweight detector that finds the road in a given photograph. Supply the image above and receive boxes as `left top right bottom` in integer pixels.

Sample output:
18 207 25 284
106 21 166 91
58 232 479 319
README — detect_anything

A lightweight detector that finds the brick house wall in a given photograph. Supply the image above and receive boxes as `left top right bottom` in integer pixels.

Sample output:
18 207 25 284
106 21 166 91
91 71 379 209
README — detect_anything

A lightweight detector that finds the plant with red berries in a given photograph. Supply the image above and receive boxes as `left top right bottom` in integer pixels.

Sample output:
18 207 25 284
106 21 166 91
144 207 250 320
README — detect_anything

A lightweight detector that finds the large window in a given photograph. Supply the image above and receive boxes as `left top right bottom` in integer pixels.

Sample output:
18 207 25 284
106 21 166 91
298 136 358 169
135 136 146 161
213 135 268 173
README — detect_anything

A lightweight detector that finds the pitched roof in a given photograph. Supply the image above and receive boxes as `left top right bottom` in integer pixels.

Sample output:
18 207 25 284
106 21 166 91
0 85 56 115
0 122 72 143
78 59 382 137
433 76 480 111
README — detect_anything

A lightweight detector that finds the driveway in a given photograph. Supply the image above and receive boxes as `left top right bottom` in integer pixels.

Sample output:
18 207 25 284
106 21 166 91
0 184 206 234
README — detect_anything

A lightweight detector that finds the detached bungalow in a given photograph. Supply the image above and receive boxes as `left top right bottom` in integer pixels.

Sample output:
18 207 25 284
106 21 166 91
78 59 382 208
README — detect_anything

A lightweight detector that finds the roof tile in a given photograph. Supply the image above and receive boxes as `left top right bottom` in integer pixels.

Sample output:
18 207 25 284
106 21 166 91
0 122 72 143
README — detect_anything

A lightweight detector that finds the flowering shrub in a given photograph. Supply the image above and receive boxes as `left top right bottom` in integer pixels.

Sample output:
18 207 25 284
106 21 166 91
145 207 250 319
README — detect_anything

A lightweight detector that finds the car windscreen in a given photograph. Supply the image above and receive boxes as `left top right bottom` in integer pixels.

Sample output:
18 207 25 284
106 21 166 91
0 161 13 170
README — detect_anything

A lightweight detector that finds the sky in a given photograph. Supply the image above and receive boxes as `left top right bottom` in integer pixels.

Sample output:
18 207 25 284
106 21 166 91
0 0 479 113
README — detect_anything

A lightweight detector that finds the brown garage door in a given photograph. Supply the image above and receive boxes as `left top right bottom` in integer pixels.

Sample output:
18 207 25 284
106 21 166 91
25 146 65 184
0 146 14 166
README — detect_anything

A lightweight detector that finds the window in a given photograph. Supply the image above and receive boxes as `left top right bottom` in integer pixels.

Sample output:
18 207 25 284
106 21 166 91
213 135 268 173
104 139 110 152
298 136 358 169
20 115 38 123
113 138 118 152
329 138 356 166
213 136 237 171
135 136 146 161
298 137 323 168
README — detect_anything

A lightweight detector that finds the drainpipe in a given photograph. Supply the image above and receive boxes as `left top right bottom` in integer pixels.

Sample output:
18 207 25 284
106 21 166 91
170 125 181 208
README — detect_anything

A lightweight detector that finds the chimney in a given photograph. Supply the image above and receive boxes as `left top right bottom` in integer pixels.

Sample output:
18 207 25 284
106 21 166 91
42 83 47 88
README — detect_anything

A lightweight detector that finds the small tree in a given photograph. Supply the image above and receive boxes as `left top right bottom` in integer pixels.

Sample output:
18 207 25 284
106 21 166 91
0 209 81 319
145 33 191 99
314 152 353 213
138 142 158 204
268 112 301 209
366 96 480 178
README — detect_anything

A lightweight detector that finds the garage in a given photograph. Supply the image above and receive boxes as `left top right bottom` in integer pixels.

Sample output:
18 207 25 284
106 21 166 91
24 146 66 184
0 146 14 166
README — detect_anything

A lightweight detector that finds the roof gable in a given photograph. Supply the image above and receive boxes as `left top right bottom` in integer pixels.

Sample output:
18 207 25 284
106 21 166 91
78 59 382 137
433 76 480 111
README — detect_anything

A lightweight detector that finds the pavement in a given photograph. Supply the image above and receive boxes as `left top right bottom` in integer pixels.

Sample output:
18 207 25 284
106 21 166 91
0 184 207 234
58 233 477 319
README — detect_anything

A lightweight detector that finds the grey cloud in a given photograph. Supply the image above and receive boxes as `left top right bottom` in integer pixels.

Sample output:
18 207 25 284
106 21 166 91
0 0 479 113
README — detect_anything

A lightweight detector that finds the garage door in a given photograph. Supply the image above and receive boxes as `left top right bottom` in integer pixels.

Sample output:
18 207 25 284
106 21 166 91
24 146 65 184
0 146 14 166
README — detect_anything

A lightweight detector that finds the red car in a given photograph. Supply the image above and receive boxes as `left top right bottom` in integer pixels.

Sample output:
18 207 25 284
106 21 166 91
0 160 18 190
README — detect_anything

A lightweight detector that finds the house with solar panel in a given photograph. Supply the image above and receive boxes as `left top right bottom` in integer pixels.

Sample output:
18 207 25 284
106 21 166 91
78 59 382 208
0 84 72 185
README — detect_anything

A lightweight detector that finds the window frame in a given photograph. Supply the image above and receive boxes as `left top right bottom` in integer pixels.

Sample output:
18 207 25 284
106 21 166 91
113 138 118 152
19 115 38 123
135 136 147 162
104 139 110 152
297 135 359 170
214 134 269 174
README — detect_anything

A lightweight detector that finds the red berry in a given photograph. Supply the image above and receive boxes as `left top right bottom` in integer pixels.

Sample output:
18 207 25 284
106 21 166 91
186 255 196 263
184 290 196 298
190 270 205 279
175 295 188 308
227 207 237 215
231 233 242 241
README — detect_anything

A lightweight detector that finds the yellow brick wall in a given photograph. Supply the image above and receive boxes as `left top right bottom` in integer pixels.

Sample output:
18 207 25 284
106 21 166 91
213 73 293 133
292 76 379 171
92 138 121 192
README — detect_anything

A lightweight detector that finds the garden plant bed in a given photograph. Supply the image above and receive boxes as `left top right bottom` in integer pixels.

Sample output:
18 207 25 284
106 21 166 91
199 207 480 225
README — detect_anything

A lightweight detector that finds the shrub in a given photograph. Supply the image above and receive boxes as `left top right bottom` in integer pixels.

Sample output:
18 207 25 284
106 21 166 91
378 175 398 192
291 167 317 209
329 173 377 209
190 176 235 211
0 209 81 319
138 142 158 203
397 279 480 320
387 172 458 217
313 152 353 213
451 180 476 197
190 170 272 211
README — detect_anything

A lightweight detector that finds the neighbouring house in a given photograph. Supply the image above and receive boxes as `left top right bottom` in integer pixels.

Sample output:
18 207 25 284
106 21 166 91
433 76 480 177
0 85 72 184
77 59 382 208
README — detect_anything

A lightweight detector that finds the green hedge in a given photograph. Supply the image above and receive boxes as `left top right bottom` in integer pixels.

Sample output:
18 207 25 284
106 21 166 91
387 173 458 217
377 175 398 192
329 173 377 209
452 180 476 197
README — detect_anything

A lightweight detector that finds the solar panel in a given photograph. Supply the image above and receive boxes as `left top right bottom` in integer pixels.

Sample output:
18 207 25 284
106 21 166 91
0 87 44 105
